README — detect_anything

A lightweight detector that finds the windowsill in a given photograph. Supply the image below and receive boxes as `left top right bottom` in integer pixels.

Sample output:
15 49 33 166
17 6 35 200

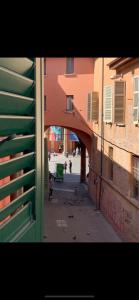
65 110 74 114
116 123 126 127
64 73 76 77
105 122 112 125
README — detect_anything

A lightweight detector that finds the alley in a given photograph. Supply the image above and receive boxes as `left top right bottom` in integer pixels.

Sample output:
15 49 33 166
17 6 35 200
43 154 121 242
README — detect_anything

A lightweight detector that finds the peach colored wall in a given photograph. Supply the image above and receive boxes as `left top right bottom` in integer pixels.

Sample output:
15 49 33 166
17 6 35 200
0 156 10 225
89 58 139 241
44 58 93 153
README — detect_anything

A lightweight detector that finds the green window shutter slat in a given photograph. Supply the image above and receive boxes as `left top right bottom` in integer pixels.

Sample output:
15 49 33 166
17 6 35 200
0 92 34 116
0 135 35 158
92 91 99 121
133 77 139 124
0 116 35 136
104 85 113 122
0 170 35 201
114 81 126 124
0 187 35 222
0 203 33 242
0 58 34 78
0 152 35 179
0 67 34 96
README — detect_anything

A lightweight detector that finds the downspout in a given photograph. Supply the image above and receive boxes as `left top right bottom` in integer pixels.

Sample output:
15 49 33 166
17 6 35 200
98 57 104 209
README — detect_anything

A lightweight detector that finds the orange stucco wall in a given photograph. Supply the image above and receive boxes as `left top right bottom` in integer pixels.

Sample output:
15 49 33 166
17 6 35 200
44 58 93 154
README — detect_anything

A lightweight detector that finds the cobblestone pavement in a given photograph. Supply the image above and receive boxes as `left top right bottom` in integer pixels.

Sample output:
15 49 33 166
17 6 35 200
43 153 121 242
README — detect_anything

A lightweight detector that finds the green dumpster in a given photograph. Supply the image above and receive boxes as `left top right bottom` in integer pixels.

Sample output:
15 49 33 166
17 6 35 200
55 163 64 181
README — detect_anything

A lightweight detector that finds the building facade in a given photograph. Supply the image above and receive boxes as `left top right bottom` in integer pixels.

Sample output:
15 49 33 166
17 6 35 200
89 57 139 241
44 57 139 241
44 57 93 181
44 57 93 154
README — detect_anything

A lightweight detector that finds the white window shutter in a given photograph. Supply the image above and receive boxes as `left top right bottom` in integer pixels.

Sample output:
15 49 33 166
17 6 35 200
87 92 92 121
114 81 126 124
133 77 139 124
104 86 112 122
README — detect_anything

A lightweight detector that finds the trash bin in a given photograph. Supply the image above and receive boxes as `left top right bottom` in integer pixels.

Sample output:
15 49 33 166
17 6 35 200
55 163 64 182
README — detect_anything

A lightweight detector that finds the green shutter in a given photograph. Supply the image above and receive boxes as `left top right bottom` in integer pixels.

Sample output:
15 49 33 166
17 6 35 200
0 58 44 242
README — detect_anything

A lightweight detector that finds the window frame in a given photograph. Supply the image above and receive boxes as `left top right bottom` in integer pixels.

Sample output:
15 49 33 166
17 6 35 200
133 75 139 124
108 146 113 181
66 58 74 74
66 95 74 112
132 155 139 201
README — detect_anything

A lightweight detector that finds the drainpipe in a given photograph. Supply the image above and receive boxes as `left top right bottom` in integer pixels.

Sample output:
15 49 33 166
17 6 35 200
98 57 104 209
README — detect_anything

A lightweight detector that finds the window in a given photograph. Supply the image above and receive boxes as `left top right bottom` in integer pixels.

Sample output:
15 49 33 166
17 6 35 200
87 92 92 121
44 58 47 75
87 92 99 122
104 86 112 122
66 95 74 112
132 155 139 200
66 58 74 74
114 81 126 124
92 92 99 122
44 95 46 111
133 76 139 124
108 147 113 180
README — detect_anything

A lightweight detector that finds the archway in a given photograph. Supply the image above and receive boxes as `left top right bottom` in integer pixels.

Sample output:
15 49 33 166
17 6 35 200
44 125 91 183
